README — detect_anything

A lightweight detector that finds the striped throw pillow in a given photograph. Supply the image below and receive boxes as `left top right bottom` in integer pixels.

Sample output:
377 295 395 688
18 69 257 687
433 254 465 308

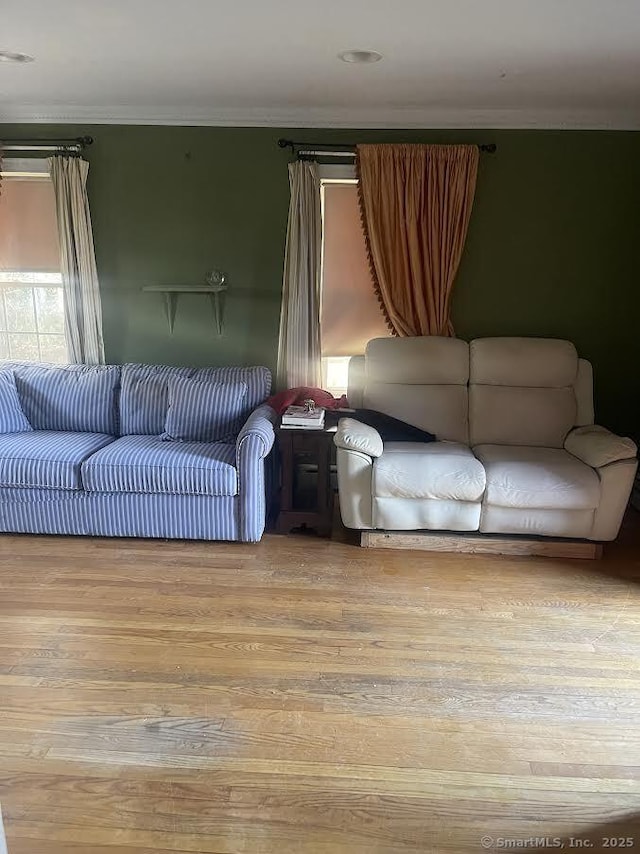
162 377 248 443
0 371 33 434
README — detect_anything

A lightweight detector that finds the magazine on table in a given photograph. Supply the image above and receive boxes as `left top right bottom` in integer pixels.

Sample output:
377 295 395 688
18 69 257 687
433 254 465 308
281 405 325 429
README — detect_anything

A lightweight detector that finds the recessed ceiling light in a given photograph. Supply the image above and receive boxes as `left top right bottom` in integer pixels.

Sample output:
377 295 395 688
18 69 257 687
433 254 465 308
339 50 383 64
0 51 35 63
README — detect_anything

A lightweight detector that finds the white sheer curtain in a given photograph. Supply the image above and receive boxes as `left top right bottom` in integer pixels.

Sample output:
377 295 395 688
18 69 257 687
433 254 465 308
276 161 322 389
0 803 6 854
49 156 105 364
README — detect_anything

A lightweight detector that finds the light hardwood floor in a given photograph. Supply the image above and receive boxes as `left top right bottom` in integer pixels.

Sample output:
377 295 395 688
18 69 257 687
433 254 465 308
1 518 640 853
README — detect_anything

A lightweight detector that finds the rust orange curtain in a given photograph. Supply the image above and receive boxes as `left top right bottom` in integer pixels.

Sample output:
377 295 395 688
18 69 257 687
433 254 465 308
356 143 479 337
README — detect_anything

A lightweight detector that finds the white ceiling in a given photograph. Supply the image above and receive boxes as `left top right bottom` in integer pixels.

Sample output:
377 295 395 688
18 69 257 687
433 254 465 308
2 0 640 128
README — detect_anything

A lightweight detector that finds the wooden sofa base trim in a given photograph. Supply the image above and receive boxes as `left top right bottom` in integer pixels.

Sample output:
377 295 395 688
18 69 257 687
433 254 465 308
360 531 603 560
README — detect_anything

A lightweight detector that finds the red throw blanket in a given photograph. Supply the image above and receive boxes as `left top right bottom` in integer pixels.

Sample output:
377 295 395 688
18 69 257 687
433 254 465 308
266 386 349 415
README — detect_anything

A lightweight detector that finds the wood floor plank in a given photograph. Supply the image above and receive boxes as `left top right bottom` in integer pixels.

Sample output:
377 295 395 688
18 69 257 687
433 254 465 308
1 520 640 853
7 843 206 854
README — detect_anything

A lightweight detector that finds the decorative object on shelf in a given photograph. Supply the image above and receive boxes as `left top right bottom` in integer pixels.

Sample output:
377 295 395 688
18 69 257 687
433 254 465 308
142 269 228 335
206 269 226 288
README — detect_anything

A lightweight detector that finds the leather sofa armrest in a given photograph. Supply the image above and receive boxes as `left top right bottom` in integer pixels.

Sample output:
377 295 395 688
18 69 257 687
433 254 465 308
236 404 276 460
334 418 383 459
565 425 637 469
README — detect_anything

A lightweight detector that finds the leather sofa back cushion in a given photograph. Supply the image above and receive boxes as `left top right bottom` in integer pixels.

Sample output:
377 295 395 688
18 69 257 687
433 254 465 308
365 383 469 445
365 336 469 384
469 338 578 448
470 338 578 387
8 363 120 435
470 385 576 448
364 337 469 444
120 364 271 436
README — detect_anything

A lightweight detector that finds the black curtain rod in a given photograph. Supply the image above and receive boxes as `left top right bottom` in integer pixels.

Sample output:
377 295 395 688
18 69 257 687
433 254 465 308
278 138 497 154
0 135 93 152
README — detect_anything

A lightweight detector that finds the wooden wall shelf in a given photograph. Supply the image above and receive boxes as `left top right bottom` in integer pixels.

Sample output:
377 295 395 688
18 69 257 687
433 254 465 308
142 284 227 335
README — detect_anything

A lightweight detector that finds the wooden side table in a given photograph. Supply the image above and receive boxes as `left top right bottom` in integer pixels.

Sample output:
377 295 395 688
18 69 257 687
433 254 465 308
275 424 336 537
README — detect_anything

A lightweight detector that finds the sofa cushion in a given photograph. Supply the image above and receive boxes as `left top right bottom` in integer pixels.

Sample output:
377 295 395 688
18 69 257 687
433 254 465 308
0 431 114 490
366 336 470 385
373 442 486 502
364 337 469 445
364 384 469 446
474 444 601 510
6 363 120 434
119 364 271 436
82 434 238 497
0 371 32 434
469 385 576 449
468 338 578 449
162 378 248 443
470 338 578 387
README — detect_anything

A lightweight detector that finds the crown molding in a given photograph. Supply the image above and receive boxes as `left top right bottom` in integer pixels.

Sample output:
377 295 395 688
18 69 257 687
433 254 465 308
1 103 639 130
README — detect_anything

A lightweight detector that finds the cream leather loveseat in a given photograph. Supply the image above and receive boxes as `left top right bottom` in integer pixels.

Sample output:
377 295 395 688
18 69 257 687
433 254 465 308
335 337 637 542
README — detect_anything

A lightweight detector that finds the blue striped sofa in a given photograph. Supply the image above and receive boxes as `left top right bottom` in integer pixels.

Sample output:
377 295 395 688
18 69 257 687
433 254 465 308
0 362 275 542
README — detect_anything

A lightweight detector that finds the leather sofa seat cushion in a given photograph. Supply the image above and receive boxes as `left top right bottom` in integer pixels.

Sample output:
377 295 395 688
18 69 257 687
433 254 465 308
0 431 114 490
474 444 600 510
82 435 239 497
373 442 486 502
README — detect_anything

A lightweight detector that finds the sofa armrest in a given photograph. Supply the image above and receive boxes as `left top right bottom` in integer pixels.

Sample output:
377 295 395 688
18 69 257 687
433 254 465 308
236 404 276 460
334 419 378 529
235 405 276 543
565 425 637 469
334 418 383 459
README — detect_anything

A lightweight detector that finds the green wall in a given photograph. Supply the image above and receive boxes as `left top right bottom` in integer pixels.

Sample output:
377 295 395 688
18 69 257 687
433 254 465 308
2 124 639 436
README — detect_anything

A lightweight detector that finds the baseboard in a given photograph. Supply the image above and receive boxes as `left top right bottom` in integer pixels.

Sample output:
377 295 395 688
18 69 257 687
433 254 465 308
360 531 603 560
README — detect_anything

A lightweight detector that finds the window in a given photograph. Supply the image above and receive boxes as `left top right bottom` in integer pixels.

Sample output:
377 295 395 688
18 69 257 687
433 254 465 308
0 159 67 363
322 355 352 398
320 172 390 397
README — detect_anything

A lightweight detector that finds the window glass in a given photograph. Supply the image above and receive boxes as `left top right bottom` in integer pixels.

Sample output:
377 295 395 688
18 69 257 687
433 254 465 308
0 164 67 363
